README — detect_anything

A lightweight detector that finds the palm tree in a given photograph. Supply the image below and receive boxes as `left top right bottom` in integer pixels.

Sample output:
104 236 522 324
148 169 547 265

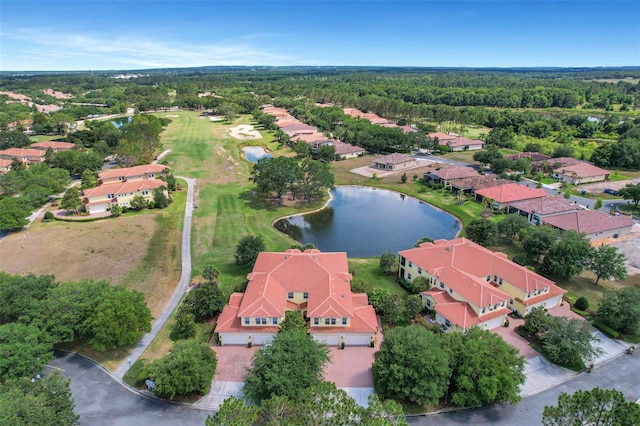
202 265 220 283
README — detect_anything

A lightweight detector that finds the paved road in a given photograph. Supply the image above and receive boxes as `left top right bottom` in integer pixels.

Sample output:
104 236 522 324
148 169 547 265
113 176 195 379
49 352 212 426
408 351 640 425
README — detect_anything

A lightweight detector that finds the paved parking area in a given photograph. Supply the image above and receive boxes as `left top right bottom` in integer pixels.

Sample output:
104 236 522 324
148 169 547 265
323 346 378 387
211 345 258 382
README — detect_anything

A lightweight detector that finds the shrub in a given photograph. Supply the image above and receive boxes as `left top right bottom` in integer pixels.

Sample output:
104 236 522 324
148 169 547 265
574 297 589 311
148 201 155 209
43 211 54 220
592 320 619 339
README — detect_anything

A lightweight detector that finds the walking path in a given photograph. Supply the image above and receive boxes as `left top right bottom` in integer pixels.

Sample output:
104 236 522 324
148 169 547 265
113 175 195 379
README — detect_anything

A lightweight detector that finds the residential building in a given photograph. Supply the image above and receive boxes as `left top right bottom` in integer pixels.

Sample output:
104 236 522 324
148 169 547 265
334 141 367 159
30 141 76 152
0 158 12 174
553 163 610 185
505 152 550 162
425 166 480 187
532 156 582 173
428 132 485 151
474 183 548 209
0 148 46 164
371 153 416 171
542 210 635 241
82 178 168 214
449 175 510 194
215 249 378 346
398 238 566 330
98 164 168 185
507 195 581 224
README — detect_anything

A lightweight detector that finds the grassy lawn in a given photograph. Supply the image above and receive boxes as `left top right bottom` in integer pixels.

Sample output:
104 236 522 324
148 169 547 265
439 151 478 164
348 258 409 296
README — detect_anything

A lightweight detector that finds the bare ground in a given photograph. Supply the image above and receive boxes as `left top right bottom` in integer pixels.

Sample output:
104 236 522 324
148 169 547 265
578 176 640 194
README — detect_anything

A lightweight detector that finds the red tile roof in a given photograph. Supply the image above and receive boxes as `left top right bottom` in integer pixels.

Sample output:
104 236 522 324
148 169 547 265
542 210 635 235
424 289 510 329
532 156 582 169
429 166 479 181
428 132 457 141
400 238 557 295
98 164 167 181
451 175 510 191
553 162 610 179
82 178 166 198
508 195 581 215
475 183 548 204
373 153 415 166
30 141 75 150
0 148 46 158
334 141 366 155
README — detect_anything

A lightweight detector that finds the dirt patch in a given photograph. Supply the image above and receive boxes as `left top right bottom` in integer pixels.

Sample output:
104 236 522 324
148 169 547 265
229 124 262 140
609 225 640 276
44 89 73 99
578 176 640 194
0 213 180 319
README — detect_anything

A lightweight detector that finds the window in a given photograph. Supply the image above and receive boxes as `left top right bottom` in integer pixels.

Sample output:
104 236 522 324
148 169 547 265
448 288 453 294
493 275 498 282
445 319 451 327
486 276 490 282
303 292 309 300
342 318 347 325
287 292 294 299
331 318 337 325
408 261 413 268
440 282 445 289
482 307 486 314
418 267 422 275
324 318 330 325
499 278 503 285
400 257 406 266
272 318 278 325
261 318 267 325
254 318 261 325
314 318 319 325
407 273 412 280
244 318 250 325
527 292 531 299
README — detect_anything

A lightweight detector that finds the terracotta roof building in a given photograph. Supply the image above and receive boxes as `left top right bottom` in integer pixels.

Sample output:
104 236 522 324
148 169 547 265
30 141 76 152
371 153 416 171
475 183 548 209
0 148 46 164
426 166 480 187
542 210 635 241
82 178 167 214
98 164 168 185
553 162 610 185
215 249 378 346
398 238 565 330
507 195 581 223
450 175 510 193
505 152 550 162
0 158 11 174
428 132 485 151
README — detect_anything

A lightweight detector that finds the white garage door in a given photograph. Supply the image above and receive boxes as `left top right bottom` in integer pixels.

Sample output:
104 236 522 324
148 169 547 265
219 333 249 346
343 334 372 346
312 333 341 346
482 315 506 330
531 295 563 311
90 204 108 214
252 333 276 345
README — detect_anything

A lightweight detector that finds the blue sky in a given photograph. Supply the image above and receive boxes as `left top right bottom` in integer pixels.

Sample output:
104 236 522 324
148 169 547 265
1 1 639 71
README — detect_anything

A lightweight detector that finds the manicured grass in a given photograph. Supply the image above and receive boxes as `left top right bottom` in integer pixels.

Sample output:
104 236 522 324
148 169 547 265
29 134 64 142
608 173 630 182
540 177 555 184
348 259 409 297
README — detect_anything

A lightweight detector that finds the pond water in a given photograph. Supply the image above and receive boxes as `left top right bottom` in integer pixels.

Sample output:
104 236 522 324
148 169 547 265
110 116 133 129
243 146 272 163
274 186 460 258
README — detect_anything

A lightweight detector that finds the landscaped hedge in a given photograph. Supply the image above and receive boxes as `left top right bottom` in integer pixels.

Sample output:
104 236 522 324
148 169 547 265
53 215 110 223
592 320 620 339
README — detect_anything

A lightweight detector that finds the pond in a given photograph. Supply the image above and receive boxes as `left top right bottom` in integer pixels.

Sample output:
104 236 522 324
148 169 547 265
243 146 272 164
110 116 133 129
274 186 461 258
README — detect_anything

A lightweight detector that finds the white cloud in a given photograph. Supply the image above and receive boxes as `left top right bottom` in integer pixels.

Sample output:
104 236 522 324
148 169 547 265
1 28 298 70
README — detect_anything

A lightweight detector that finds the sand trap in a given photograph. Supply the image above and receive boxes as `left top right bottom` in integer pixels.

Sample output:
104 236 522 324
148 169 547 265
209 116 224 122
229 124 262 140
165 114 179 118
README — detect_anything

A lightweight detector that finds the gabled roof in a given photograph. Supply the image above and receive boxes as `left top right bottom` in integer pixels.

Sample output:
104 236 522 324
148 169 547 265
445 137 485 148
400 238 557 295
239 250 354 319
429 166 479 181
451 175 510 191
99 164 167 181
428 132 457 141
532 156 582 168
553 162 610 179
542 210 635 235
82 178 166 198
423 289 510 329
30 141 75 150
475 183 548 204
508 195 581 215
0 148 46 158
373 153 415 165
334 141 366 155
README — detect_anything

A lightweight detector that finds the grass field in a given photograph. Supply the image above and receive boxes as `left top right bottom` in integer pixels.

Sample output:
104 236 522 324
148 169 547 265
348 258 409 297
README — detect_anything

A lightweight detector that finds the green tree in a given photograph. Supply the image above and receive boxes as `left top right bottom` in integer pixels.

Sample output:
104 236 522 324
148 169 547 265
369 288 390 313
234 235 265 267
350 277 373 295
594 198 603 209
0 273 56 324
249 156 300 201
182 280 226 321
278 310 307 334
85 286 152 351
541 316 602 366
373 326 450 405
0 197 30 231
293 141 312 158
464 218 499 247
60 187 82 214
128 194 147 211
0 372 79 426
520 226 559 263
410 276 430 293
80 169 98 189
446 327 525 406
299 158 335 203
149 339 217 399
153 187 169 208
497 214 531 239
597 287 640 335
201 265 220 283
541 230 592 280
316 144 336 162
110 204 122 217
218 102 239 122
400 172 408 183
587 244 627 286
174 309 196 339
518 306 551 340
618 183 640 208
0 323 53 382
379 251 397 274
243 330 330 404
542 387 640 426
414 236 434 247
206 396 259 426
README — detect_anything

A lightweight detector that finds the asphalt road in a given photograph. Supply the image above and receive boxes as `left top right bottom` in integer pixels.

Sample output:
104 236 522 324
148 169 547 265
51 348 640 426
